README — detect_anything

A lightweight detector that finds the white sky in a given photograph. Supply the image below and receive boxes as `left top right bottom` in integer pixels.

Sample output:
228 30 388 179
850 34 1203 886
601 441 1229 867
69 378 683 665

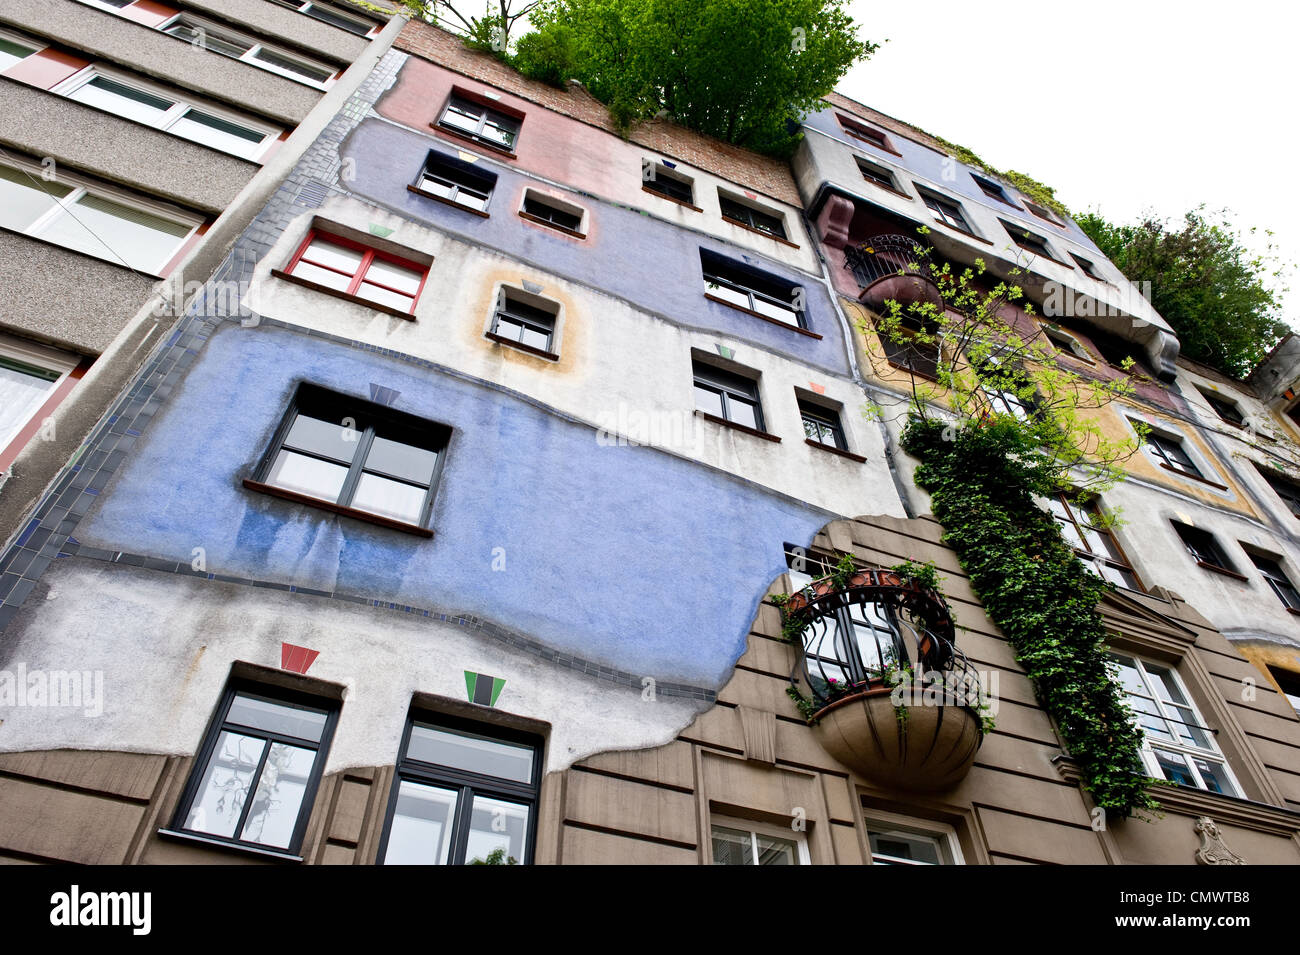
838 0 1299 314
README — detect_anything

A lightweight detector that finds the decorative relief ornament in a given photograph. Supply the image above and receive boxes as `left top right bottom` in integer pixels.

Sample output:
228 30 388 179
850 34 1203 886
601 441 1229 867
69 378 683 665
1194 816 1246 865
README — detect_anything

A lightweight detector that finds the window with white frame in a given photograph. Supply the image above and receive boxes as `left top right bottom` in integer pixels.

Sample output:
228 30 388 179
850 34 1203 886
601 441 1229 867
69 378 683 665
0 158 199 274
0 28 42 73
1111 653 1241 796
710 818 808 865
55 67 280 160
864 813 963 865
0 334 79 457
269 0 377 36
161 15 336 88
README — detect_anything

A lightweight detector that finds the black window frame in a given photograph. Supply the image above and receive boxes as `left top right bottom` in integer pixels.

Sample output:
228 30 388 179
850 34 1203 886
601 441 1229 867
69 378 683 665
1172 522 1237 575
1198 389 1245 427
520 191 584 235
167 678 340 857
377 710 543 866
436 93 521 153
1143 428 1204 479
700 249 805 329
971 174 1014 206
1255 464 1300 519
1001 219 1058 260
718 193 788 240
413 149 497 215
248 383 451 535
642 161 695 205
856 157 899 191
1041 325 1093 362
799 399 847 451
489 287 560 358
1070 252 1104 280
918 188 974 235
693 359 765 432
877 313 941 380
1249 552 1300 612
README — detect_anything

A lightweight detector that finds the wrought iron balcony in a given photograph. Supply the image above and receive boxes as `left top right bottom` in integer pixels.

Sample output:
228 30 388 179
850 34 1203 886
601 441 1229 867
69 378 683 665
844 235 943 313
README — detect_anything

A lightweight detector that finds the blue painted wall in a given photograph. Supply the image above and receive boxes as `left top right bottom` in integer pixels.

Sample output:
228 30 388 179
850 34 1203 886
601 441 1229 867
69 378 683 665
76 324 832 686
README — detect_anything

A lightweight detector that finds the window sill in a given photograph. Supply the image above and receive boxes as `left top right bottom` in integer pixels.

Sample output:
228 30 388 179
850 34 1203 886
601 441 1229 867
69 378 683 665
694 410 780 443
641 185 702 213
156 828 304 863
805 438 866 463
1285 607 1300 617
485 331 559 362
865 181 914 202
407 183 491 218
703 293 822 339
243 479 434 538
431 122 517 158
1195 560 1249 582
720 215 800 249
270 269 418 320
518 210 585 239
1159 462 1229 492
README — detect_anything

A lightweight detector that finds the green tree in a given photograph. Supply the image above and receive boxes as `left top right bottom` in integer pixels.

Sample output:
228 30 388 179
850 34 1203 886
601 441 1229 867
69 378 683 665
520 0 876 154
1076 207 1291 377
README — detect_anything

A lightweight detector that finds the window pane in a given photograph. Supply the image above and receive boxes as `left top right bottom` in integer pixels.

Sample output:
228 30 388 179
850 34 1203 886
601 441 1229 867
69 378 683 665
300 236 363 274
0 164 72 232
253 48 332 83
694 384 725 418
519 323 551 351
304 4 371 34
238 742 314 848
365 258 424 295
1192 758 1237 796
365 435 438 485
711 826 754 865
350 472 426 525
754 832 798 865
465 796 530 865
67 76 174 124
283 414 360 463
383 781 460 865
1152 747 1196 787
0 38 37 71
407 724 535 783
869 831 942 864
293 261 354 292
418 174 456 201
751 295 798 325
185 731 266 839
441 104 482 134
728 398 759 430
39 194 190 272
171 109 266 158
357 281 416 313
0 357 60 448
482 117 517 148
266 449 349 501
704 280 751 311
226 693 327 742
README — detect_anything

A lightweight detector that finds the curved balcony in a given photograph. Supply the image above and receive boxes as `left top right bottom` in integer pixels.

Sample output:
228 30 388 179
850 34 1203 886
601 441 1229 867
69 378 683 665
784 566 985 791
844 235 943 314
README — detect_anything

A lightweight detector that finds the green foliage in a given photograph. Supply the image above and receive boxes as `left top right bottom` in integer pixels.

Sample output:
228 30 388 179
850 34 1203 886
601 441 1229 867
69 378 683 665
520 0 876 155
470 846 519 864
890 559 942 594
914 133 1067 219
901 417 1157 818
512 21 578 86
1076 207 1291 377
786 685 820 722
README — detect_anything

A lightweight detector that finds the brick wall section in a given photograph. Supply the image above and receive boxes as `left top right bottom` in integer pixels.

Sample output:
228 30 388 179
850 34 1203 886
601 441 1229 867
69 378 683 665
393 20 803 207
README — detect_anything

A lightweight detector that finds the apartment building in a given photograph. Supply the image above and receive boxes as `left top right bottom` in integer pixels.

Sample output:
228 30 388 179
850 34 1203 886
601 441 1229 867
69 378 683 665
0 18 1297 865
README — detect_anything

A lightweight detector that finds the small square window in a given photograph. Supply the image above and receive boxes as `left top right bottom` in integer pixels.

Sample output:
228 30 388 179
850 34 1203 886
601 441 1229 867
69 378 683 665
413 149 497 214
519 190 584 236
1024 200 1063 226
799 399 847 451
718 193 787 240
379 711 542 865
1171 522 1235 575
1002 220 1058 260
693 359 764 432
700 249 804 329
489 288 560 359
1266 666 1300 714
247 384 450 534
971 174 1014 206
1198 389 1245 427
1070 253 1104 280
1040 325 1093 362
437 93 521 152
1143 427 1204 480
863 811 963 865
280 230 428 316
1249 552 1300 612
837 115 896 153
919 188 974 235
711 818 807 865
1255 464 1300 519
642 162 695 206
877 314 941 379
170 680 339 854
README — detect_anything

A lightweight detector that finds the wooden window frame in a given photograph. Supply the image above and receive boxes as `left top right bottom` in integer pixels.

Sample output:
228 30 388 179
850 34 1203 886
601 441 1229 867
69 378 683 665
276 229 429 318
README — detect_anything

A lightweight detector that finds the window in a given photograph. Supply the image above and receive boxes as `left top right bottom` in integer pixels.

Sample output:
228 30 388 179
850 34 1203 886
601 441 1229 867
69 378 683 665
1112 654 1240 796
1040 325 1092 361
971 174 1014 206
413 150 496 214
248 384 450 534
919 188 974 234
0 335 78 459
838 115 896 153
161 16 336 87
718 194 787 240
1024 201 1063 226
856 157 899 191
0 158 198 274
1249 553 1300 612
800 400 847 451
519 190 584 235
1172 522 1237 576
171 682 339 854
1198 389 1245 427
270 0 376 35
1267 667 1300 714
1143 428 1204 479
0 30 40 72
1255 464 1300 519
379 712 541 865
864 815 962 865
700 250 804 329
693 360 764 432
1071 253 1104 280
56 68 279 160
1047 494 1140 590
878 314 940 379
280 231 427 315
986 385 1036 422
488 288 560 358
1002 220 1058 260
642 162 695 206
437 93 520 152
711 820 807 865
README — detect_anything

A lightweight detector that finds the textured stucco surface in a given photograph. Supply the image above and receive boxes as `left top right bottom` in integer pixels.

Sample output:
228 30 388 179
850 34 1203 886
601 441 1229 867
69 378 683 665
0 79 255 215
0 230 156 354
0 0 322 125
0 559 704 775
182 0 372 65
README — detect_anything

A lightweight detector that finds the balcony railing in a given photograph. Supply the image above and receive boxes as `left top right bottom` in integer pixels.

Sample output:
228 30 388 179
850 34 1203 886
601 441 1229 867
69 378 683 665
843 234 932 289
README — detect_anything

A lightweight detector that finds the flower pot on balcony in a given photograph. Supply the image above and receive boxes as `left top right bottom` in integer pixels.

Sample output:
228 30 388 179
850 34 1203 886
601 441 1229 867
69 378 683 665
858 272 943 315
810 685 981 791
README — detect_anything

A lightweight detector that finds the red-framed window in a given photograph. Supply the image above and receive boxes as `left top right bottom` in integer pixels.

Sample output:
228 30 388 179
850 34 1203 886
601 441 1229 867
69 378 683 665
284 231 429 315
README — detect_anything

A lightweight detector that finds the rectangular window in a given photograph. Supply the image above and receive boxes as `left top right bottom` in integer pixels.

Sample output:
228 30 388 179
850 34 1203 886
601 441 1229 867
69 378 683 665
0 30 41 73
1002 220 1058 259
0 158 198 274
971 174 1014 206
413 150 496 214
1144 429 1204 479
519 191 584 235
1255 464 1300 519
919 189 974 234
1024 201 1063 226
270 0 376 35
282 231 427 316
838 115 895 153
700 250 804 329
1198 390 1245 427
1071 253 1103 280
856 157 898 191
1249 553 1300 612
437 93 521 152
800 400 846 451
1047 494 1140 590
380 712 541 865
1172 522 1237 575
0 335 78 458
1041 325 1092 361
642 162 695 206
878 315 940 379
1267 666 1300 714
1112 654 1240 797
248 384 450 534
162 16 336 87
171 681 339 854
489 288 559 358
718 194 787 240
58 68 279 160
693 360 764 432
711 819 807 865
